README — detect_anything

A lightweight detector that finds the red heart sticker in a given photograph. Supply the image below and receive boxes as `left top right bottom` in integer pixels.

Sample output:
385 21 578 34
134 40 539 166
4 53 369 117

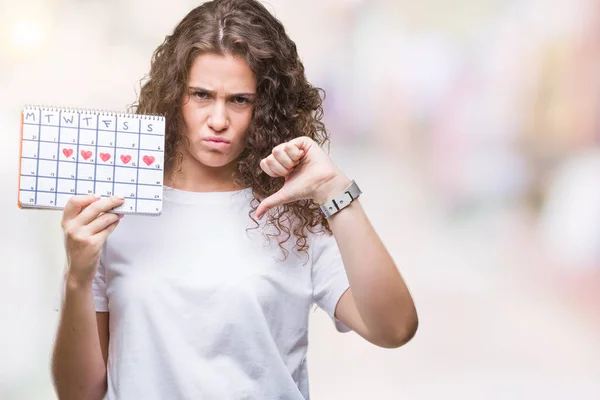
142 155 155 166
62 148 73 158
81 150 93 160
120 154 132 164
100 153 111 162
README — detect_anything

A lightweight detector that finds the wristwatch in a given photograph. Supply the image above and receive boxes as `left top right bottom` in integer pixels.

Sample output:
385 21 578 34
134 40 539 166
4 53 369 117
319 180 362 218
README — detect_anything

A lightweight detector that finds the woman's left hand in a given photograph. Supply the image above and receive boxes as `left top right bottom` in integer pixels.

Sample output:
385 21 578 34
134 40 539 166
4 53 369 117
256 136 351 219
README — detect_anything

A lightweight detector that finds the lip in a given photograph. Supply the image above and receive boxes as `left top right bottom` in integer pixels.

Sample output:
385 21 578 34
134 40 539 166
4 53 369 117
202 137 231 150
203 137 231 144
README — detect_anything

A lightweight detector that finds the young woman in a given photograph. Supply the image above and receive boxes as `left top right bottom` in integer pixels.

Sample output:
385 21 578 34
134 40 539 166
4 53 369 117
51 0 418 399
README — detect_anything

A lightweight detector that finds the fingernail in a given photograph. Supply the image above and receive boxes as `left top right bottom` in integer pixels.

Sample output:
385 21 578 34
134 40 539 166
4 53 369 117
118 214 125 219
93 194 101 199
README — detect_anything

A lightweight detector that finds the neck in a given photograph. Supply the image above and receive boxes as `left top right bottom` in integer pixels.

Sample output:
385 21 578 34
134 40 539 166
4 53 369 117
165 154 241 193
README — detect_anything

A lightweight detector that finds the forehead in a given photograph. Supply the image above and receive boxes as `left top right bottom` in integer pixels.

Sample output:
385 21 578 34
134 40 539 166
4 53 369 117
188 53 256 92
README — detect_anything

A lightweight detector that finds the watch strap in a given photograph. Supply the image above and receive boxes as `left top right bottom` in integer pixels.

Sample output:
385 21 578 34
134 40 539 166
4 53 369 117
319 180 362 218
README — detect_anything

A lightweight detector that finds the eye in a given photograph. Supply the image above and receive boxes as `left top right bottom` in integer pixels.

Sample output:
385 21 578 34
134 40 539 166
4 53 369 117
233 96 249 105
193 91 209 99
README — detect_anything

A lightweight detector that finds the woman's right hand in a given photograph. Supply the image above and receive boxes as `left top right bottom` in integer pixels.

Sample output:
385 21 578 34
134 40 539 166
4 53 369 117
61 194 125 286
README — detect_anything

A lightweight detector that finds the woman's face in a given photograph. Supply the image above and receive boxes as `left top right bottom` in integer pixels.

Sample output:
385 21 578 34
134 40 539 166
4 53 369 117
181 53 257 170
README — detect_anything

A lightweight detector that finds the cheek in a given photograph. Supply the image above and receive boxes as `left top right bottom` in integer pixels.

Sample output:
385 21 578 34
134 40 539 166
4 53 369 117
181 97 192 118
232 110 253 136
231 132 248 156
181 100 208 134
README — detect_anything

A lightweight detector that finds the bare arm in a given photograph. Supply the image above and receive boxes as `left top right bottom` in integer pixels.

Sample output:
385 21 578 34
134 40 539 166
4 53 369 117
51 194 123 400
52 281 109 400
97 313 109 367
255 138 418 348
317 179 418 349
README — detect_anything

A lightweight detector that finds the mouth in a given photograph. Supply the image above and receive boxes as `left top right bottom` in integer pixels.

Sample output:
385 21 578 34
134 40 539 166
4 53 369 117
202 137 231 149
203 137 230 144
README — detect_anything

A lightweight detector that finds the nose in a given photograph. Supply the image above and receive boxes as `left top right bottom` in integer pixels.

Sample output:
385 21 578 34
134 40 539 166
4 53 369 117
207 101 229 132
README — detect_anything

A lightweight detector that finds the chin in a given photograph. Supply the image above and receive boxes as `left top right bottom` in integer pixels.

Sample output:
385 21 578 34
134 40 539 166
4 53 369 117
191 151 239 169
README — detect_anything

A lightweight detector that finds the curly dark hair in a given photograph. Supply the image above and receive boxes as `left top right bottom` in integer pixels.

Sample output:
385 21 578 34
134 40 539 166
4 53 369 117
130 0 333 258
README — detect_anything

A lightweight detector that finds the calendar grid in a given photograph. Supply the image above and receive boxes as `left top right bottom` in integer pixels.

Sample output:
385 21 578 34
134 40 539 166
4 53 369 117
34 112 41 204
74 112 81 197
19 188 161 201
19 175 163 187
93 111 100 195
54 111 62 206
23 121 163 134
111 116 117 201
23 126 162 138
21 155 162 169
19 106 165 215
22 137 162 151
135 119 141 212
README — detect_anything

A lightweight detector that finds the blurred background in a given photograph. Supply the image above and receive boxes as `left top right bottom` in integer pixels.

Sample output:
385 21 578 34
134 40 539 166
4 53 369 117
1 0 599 399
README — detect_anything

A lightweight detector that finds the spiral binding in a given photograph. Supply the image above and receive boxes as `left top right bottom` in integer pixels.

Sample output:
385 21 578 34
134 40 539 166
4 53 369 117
23 104 165 120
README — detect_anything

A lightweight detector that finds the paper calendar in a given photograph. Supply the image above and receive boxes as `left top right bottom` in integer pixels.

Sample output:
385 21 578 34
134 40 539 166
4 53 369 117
18 106 166 215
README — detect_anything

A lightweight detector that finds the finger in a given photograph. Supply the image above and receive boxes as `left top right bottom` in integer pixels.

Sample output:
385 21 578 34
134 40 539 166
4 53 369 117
86 212 123 235
76 196 125 226
63 194 100 222
263 156 289 176
287 136 314 153
272 146 296 169
93 218 121 243
282 144 304 162
256 190 288 219
260 158 279 177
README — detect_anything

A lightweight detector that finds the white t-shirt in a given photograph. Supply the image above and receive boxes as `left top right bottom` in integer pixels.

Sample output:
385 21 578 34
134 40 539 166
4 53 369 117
87 187 351 399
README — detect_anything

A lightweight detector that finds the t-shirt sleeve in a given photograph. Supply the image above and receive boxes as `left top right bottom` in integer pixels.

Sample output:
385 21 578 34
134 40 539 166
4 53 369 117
92 259 109 312
311 230 352 333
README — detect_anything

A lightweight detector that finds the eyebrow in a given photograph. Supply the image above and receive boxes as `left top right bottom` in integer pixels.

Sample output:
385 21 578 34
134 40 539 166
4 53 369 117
188 86 256 97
